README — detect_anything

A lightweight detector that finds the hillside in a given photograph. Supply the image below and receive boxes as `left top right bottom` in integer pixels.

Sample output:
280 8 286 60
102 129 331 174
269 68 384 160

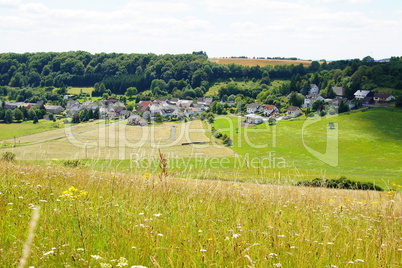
1 161 401 267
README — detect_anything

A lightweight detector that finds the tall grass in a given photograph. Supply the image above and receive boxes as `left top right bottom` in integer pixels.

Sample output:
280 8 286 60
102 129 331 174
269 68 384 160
0 161 401 267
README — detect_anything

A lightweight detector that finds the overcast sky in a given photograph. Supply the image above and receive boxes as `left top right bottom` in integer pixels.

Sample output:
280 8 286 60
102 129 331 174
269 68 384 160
1 0 401 60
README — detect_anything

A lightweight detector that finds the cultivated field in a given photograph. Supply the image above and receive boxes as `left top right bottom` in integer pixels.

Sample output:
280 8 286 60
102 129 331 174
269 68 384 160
1 161 401 267
0 120 235 161
209 58 315 67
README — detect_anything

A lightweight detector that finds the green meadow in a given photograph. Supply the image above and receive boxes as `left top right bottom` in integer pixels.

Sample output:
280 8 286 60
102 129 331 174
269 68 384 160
213 108 402 186
1 161 401 267
0 120 64 144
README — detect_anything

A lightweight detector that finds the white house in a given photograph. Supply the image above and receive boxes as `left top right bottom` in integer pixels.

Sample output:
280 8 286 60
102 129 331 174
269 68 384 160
286 106 302 118
262 105 280 117
245 114 264 124
246 103 262 114
309 84 319 95
302 94 325 108
354 90 372 100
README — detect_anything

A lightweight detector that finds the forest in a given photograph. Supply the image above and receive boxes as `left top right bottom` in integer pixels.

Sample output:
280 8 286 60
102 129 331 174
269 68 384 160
0 51 402 104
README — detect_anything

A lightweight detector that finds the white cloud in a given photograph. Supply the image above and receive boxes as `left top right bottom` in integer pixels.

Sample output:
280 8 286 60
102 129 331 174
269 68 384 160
0 0 400 59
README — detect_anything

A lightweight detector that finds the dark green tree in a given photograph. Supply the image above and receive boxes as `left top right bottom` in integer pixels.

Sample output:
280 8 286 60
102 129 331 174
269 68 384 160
5 109 13 123
14 109 24 122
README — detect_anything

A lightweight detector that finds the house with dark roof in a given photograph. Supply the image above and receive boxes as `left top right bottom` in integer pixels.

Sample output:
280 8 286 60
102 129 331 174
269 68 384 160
246 103 262 114
373 94 395 103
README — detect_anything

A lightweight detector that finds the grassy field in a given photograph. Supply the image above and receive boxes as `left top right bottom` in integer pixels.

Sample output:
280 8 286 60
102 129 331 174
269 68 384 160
67 87 94 95
1 160 401 267
0 120 65 144
213 109 402 187
209 58 315 67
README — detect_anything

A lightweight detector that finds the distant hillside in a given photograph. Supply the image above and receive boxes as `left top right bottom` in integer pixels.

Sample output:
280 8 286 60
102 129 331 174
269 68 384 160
210 58 315 67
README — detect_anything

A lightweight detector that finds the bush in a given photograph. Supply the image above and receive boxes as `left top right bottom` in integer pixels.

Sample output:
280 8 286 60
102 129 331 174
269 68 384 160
296 176 383 191
1 152 16 162
63 159 83 168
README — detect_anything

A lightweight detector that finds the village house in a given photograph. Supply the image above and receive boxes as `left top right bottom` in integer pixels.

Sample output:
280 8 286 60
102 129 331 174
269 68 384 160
245 114 264 124
197 97 213 106
262 105 280 117
286 106 302 118
332 87 344 97
373 93 395 103
302 94 325 108
246 103 262 114
309 84 320 95
177 100 193 108
137 101 153 113
362 96 374 105
354 90 373 100
44 105 64 114
127 114 147 126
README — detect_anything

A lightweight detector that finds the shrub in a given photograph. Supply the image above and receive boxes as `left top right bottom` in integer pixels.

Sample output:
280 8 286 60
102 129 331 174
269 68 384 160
296 176 383 191
1 152 16 162
63 159 83 168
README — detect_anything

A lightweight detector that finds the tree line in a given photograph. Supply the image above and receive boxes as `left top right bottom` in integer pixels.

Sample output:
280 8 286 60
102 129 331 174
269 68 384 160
0 51 401 103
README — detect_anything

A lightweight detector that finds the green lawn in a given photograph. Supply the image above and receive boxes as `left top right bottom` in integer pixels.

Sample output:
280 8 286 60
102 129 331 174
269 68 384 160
0 120 63 141
67 87 94 95
214 109 402 186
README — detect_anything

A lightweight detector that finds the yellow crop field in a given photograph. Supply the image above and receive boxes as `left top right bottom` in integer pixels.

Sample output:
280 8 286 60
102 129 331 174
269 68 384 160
210 58 315 67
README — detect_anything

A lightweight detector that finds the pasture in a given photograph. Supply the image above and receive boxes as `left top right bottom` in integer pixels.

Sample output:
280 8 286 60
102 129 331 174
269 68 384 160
213 109 402 187
1 160 401 267
0 120 64 144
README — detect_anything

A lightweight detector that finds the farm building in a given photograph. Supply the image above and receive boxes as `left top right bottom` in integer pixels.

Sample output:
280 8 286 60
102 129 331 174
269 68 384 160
245 114 264 124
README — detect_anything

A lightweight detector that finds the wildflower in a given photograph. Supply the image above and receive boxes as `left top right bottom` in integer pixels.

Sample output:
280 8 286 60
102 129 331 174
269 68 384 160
62 186 87 200
232 234 241 238
371 202 378 205
268 253 278 258
233 184 239 187
91 255 103 260
117 257 129 267
157 233 163 237
273 263 281 267
100 263 112 268
131 266 148 268
200 249 207 252
355 259 364 263
145 173 150 179
327 242 334 245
